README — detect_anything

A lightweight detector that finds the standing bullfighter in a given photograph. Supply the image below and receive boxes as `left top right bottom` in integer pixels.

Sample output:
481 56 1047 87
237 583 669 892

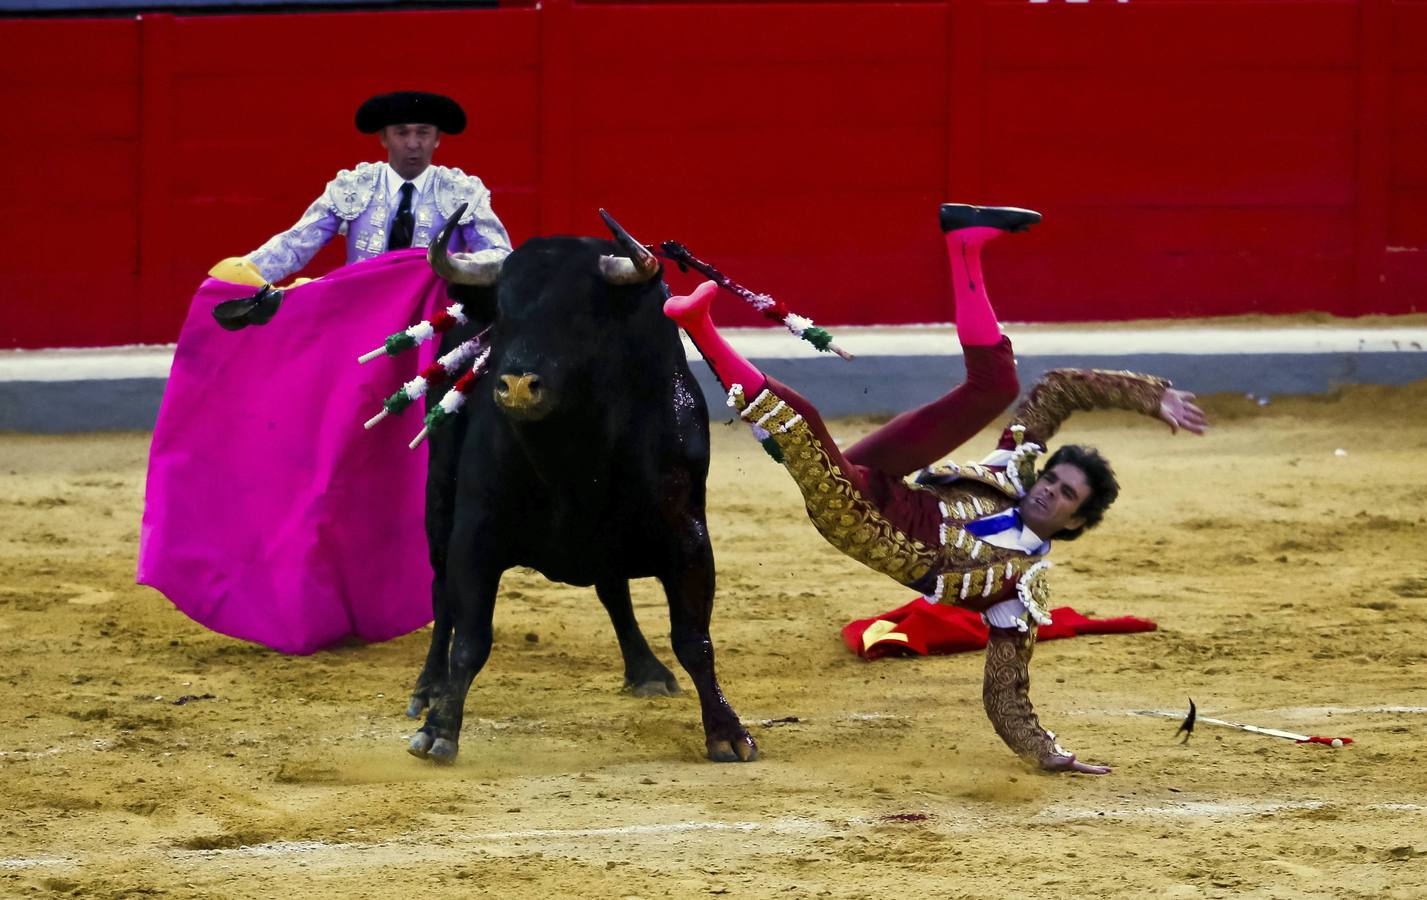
140 93 512 653
212 91 511 292
665 204 1208 773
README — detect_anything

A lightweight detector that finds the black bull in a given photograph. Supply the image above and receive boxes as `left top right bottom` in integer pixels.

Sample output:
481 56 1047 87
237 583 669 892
403 212 756 764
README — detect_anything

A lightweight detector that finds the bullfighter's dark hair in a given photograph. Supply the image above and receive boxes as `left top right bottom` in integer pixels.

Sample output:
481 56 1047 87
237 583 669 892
1040 444 1118 541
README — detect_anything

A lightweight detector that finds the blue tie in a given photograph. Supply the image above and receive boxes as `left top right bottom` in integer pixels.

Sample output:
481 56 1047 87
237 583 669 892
963 508 1021 538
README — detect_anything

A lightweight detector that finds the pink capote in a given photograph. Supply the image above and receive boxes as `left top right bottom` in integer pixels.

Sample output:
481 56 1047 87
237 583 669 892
137 249 447 654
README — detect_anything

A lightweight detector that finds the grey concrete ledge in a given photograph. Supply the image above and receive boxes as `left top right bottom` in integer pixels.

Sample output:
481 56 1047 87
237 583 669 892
3 324 1426 432
716 352 1427 421
0 379 165 433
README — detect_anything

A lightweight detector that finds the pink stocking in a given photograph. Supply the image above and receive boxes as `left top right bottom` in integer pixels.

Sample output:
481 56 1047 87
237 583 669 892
945 227 1005 347
663 280 768 395
842 227 1019 476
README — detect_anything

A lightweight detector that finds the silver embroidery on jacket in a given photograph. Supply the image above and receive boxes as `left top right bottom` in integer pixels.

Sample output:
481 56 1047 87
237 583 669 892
244 163 511 283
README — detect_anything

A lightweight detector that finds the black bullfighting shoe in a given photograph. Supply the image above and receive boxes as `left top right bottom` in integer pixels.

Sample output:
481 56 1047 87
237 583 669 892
939 204 1042 234
212 284 284 330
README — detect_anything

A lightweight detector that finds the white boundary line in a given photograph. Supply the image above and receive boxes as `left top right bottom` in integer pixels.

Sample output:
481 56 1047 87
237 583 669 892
7 802 1422 872
1126 705 1427 718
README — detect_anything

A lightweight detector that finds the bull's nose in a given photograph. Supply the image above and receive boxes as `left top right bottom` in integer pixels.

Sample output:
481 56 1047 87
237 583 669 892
494 373 546 411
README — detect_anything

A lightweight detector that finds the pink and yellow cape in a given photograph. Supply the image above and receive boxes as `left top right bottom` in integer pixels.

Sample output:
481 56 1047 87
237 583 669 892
138 250 446 654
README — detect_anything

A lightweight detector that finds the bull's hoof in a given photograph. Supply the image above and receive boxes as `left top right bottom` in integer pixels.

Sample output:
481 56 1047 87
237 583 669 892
427 737 459 764
706 733 758 763
407 731 434 759
405 694 428 719
623 659 680 697
625 675 680 697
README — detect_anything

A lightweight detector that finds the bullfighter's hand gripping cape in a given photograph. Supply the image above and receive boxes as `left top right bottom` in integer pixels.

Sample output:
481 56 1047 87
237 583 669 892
137 250 448 654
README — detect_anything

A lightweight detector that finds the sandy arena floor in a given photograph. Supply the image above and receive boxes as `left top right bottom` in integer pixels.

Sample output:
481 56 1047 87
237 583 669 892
2 383 1426 899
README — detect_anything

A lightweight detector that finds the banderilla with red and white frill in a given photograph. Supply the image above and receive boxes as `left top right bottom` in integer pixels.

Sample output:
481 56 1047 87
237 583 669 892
355 302 496 447
657 241 855 362
405 347 492 450
358 236 856 448
362 326 492 429
356 302 471 364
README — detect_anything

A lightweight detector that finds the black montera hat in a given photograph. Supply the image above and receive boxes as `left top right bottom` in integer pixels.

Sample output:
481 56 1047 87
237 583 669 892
355 92 466 135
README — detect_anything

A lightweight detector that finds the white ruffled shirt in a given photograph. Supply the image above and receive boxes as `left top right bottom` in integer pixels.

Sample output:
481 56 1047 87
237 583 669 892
244 161 511 283
975 512 1050 629
382 162 434 206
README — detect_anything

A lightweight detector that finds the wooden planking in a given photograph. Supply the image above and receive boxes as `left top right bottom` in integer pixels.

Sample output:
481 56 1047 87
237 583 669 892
0 1 1418 347
980 70 1357 207
0 205 138 277
5 84 136 142
1389 191 1427 249
1383 234 1427 309
575 61 948 132
165 135 539 206
1391 71 1427 132
6 140 139 213
166 8 539 73
1376 5 1422 264
982 0 1358 69
1390 0 1427 68
571 2 947 65
0 18 141 347
981 135 1356 208
0 18 140 204
1390 72 1427 191
993 206 1357 320
2 273 141 348
571 126 947 195
663 244 950 328
0 17 138 81
167 71 539 143
607 185 948 327
982 70 1357 139
544 0 947 245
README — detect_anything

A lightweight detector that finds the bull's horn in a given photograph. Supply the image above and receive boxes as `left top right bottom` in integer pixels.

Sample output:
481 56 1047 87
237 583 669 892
428 202 505 285
597 208 660 284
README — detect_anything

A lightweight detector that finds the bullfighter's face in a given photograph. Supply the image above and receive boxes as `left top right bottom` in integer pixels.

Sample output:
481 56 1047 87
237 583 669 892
1017 462 1089 539
380 124 441 181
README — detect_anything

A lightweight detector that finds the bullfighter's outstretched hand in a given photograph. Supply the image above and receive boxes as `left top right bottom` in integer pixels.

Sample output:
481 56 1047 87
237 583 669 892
1159 389 1209 435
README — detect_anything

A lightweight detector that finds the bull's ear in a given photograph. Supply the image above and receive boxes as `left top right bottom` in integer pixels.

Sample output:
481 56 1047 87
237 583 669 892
597 208 660 285
429 203 506 285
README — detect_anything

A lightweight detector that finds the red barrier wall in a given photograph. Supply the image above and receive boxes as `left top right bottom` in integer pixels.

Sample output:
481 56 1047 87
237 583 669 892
1 0 1422 349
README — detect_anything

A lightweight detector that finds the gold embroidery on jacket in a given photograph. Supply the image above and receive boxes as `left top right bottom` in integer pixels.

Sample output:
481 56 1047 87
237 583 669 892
983 624 1060 764
738 388 939 586
943 550 1043 606
1011 369 1168 445
734 384 1065 602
